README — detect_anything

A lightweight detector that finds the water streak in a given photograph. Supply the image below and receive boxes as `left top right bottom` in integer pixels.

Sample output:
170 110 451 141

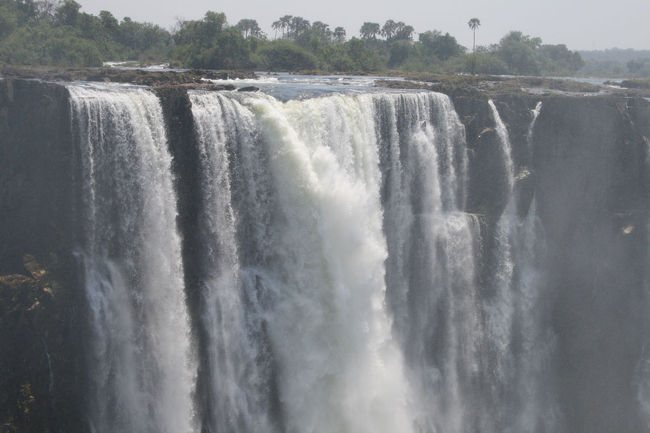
190 91 275 433
377 92 479 433
69 83 195 433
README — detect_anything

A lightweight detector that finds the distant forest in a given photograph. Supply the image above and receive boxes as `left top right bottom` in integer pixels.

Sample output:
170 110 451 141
579 49 650 77
1 0 643 77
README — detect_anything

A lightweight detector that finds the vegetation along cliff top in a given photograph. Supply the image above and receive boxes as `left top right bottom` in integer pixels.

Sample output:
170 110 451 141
3 0 649 79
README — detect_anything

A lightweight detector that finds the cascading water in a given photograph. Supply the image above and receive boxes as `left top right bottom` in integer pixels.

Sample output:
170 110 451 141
480 101 518 431
189 92 276 433
376 93 479 433
189 91 421 433
511 101 559 432
61 81 638 433
6 75 650 433
187 91 562 433
241 92 414 433
68 83 195 433
481 100 558 432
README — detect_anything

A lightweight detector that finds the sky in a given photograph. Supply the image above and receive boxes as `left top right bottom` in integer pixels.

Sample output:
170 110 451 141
76 0 650 51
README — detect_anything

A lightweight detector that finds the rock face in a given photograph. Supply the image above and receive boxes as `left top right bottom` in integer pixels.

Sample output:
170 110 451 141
0 254 82 433
1 77 650 433
0 80 78 273
0 79 84 433
533 97 650 433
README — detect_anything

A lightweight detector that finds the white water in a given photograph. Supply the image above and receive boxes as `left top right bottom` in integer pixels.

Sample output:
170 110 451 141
190 92 275 433
376 93 479 433
246 92 414 433
513 102 559 431
66 84 567 433
484 101 517 413
187 92 562 433
528 101 543 152
189 91 421 433
489 100 516 190
481 100 558 432
69 83 195 433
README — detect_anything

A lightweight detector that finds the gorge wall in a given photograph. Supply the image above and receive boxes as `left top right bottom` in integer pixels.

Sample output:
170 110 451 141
1 78 649 433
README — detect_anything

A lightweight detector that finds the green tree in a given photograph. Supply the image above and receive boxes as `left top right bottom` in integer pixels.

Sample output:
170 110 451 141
278 14 292 38
98 10 118 35
288 16 310 39
359 22 380 40
381 19 397 40
236 18 261 38
389 39 415 67
333 26 346 43
256 39 318 70
345 37 382 71
173 12 251 69
538 43 584 74
393 23 414 41
54 0 80 26
497 31 541 74
271 18 282 39
419 30 464 61
309 21 331 45
468 17 480 52
0 2 19 39
0 24 102 66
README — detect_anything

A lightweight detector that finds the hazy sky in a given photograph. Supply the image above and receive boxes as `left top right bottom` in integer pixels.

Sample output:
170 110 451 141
77 0 650 50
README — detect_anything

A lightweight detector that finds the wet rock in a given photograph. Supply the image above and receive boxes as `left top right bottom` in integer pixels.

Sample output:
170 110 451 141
0 65 256 87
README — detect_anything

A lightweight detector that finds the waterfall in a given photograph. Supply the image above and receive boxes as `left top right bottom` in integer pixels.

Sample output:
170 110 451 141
63 82 620 433
527 101 543 152
481 100 559 432
68 83 195 433
488 100 515 190
189 91 275 433
243 92 414 433
186 91 561 433
376 92 479 433
512 102 559 431
482 102 517 428
189 91 417 433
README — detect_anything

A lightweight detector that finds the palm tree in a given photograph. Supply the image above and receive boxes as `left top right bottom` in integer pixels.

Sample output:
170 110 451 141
468 18 480 52
280 15 293 38
272 19 282 39
333 26 346 44
359 22 380 40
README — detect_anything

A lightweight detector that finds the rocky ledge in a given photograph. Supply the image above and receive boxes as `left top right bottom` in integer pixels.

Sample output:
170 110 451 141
376 74 650 98
0 65 257 88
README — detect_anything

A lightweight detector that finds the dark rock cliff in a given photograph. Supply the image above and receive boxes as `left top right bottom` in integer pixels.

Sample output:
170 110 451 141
452 91 650 433
533 96 650 433
0 79 84 433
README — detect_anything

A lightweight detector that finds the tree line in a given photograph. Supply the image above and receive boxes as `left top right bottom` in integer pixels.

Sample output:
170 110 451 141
579 49 650 78
0 0 585 76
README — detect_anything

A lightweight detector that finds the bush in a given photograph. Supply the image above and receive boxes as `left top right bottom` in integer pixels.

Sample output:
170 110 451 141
452 53 509 75
256 40 319 71
0 25 102 66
